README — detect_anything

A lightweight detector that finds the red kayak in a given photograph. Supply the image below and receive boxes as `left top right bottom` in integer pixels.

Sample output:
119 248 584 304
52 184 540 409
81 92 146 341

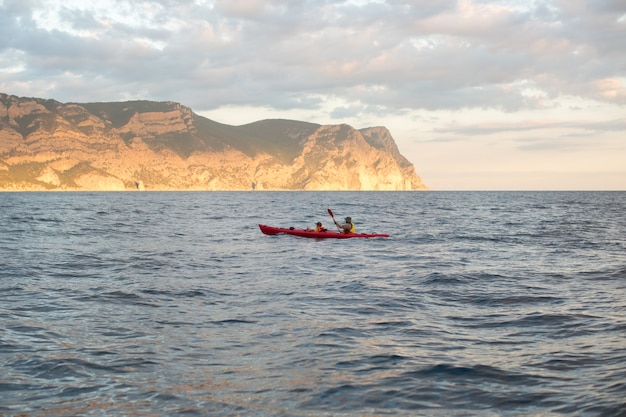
258 224 389 239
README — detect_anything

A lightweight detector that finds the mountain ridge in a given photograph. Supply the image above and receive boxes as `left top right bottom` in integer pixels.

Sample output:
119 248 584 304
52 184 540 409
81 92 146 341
0 93 428 191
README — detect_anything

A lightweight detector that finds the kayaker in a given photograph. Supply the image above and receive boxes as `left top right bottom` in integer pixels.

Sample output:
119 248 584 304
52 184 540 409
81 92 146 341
315 222 327 232
335 217 355 234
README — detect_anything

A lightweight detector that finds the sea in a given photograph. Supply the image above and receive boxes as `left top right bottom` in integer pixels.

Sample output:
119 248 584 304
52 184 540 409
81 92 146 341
1 191 625 417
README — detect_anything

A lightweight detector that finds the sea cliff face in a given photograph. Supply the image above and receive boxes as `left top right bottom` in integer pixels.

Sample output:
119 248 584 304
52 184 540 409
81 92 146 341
0 93 428 191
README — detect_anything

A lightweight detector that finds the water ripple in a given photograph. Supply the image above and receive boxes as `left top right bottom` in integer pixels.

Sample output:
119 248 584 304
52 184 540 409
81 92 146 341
1 191 625 416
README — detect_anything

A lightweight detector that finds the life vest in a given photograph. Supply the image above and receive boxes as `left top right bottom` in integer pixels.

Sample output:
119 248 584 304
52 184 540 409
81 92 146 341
316 225 327 232
345 222 355 234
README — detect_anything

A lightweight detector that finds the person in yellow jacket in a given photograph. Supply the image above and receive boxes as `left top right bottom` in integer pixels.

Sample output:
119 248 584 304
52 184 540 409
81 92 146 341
334 217 355 234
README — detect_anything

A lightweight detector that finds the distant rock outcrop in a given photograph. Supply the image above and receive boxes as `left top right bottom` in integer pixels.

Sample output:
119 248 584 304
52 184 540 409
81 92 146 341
0 93 428 191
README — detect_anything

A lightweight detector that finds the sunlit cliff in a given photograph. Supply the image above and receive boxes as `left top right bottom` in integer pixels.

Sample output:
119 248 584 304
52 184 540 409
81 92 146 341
0 93 428 191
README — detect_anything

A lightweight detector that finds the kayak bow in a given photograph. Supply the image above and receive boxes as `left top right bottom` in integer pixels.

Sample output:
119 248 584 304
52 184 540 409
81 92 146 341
258 224 389 239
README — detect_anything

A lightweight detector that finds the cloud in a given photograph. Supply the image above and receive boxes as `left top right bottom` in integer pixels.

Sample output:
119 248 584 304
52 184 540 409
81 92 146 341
214 0 267 19
435 117 626 135
1 0 624 114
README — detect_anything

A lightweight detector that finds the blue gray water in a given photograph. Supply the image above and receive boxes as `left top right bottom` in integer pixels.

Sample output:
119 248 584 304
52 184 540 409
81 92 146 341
1 191 625 416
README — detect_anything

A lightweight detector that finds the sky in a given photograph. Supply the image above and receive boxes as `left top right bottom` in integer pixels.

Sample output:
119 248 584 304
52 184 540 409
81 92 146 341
1 0 625 190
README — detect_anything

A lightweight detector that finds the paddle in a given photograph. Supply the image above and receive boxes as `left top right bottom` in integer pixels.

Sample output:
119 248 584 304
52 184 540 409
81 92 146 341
327 208 341 232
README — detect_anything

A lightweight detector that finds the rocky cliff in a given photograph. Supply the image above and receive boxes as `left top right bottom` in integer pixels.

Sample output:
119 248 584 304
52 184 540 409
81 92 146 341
0 93 428 191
